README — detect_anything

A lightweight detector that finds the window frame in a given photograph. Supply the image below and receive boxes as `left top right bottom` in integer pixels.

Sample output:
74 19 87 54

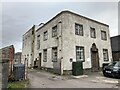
32 30 34 35
101 31 107 40
90 27 96 38
37 35 40 49
43 31 48 41
52 47 57 62
103 49 109 61
75 23 83 36
76 46 85 62
43 49 47 62
52 25 57 37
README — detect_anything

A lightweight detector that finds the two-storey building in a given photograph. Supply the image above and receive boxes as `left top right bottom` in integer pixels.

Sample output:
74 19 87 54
22 11 112 74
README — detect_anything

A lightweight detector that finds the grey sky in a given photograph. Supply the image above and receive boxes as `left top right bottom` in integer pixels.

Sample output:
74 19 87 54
2 2 118 52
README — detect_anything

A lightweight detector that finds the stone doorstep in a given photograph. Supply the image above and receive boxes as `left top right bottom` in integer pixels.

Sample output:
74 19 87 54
71 75 88 79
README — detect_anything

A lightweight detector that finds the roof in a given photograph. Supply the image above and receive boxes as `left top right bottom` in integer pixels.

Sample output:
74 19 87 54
23 25 41 36
36 10 109 32
0 45 14 50
23 25 35 36
111 35 120 38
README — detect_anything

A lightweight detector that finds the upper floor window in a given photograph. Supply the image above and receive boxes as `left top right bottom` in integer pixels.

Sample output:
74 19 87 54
103 49 109 61
75 23 83 36
101 31 107 40
90 27 96 38
32 30 34 35
76 46 85 62
44 31 48 41
37 35 40 49
43 49 47 62
52 25 57 37
52 47 57 62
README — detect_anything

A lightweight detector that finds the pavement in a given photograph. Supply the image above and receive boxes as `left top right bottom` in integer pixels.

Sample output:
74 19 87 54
28 69 119 88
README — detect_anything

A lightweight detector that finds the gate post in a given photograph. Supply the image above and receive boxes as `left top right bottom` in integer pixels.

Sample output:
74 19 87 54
1 59 9 89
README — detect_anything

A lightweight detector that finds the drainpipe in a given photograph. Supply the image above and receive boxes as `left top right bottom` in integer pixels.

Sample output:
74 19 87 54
58 20 63 75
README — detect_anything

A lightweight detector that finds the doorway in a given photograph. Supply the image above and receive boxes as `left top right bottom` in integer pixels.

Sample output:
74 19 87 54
91 43 99 72
38 53 41 69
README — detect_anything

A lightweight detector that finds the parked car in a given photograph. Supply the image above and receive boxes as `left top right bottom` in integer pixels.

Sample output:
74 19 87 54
103 61 120 78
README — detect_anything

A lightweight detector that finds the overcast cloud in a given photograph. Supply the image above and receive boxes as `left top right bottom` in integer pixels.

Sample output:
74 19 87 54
2 2 118 52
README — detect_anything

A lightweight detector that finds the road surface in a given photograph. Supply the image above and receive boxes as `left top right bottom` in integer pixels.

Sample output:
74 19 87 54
28 69 119 88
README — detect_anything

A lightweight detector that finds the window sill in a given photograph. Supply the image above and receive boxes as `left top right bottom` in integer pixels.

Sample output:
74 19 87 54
103 60 109 62
102 39 107 41
75 34 83 36
52 60 57 62
91 37 96 39
43 61 47 62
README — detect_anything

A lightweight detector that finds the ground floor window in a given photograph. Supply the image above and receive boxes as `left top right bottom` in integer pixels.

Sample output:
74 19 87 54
52 47 57 62
76 46 85 61
103 49 109 61
43 49 47 62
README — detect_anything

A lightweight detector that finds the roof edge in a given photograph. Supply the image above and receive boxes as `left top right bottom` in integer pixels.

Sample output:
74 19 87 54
62 10 109 27
111 35 120 38
36 10 109 32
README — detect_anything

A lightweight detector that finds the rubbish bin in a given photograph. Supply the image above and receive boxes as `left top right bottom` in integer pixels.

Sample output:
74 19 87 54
13 63 25 81
72 61 83 76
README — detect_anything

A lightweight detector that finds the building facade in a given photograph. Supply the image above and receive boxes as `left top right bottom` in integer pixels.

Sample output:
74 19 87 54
14 52 22 64
22 25 41 67
111 35 120 61
0 45 15 77
22 11 112 74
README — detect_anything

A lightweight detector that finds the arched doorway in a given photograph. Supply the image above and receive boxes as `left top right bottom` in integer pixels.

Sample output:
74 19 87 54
91 43 99 72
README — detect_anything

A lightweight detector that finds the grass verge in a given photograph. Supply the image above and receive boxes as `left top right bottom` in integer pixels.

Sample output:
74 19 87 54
7 79 29 89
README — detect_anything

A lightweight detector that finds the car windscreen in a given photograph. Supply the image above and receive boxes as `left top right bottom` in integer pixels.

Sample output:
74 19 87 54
108 61 117 66
114 61 120 67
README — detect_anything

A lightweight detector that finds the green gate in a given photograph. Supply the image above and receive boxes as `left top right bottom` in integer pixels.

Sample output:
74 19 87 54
72 61 83 76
